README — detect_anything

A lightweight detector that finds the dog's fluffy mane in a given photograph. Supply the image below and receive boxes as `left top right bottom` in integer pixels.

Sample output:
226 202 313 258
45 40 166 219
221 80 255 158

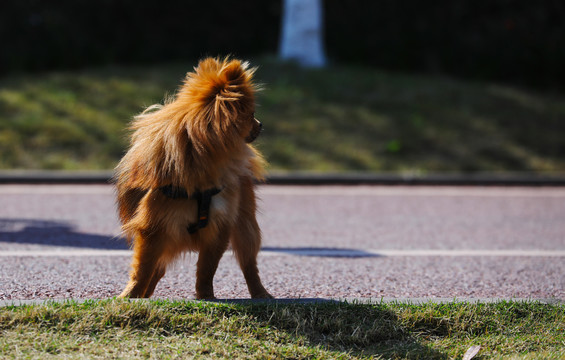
115 57 265 192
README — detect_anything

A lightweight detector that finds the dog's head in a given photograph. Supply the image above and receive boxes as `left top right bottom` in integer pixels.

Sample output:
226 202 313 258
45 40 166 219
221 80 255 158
181 57 262 155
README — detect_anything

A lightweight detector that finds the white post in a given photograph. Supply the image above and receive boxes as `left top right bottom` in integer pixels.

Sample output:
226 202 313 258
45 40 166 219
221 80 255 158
279 0 326 67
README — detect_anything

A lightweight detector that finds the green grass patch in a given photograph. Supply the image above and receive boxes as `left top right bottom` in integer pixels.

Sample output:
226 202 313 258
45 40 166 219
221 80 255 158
1 57 564 172
0 299 563 359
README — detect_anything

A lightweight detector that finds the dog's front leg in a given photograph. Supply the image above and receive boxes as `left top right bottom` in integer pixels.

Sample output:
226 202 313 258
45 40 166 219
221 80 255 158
231 220 273 299
195 227 230 299
120 232 166 298
231 178 273 299
142 263 166 298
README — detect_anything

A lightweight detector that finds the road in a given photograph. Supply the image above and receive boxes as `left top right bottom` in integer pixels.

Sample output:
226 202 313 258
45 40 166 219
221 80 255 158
1 184 564 301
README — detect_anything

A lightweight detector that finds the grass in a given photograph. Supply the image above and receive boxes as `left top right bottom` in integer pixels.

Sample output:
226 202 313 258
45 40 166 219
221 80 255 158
0 299 563 359
0 56 564 173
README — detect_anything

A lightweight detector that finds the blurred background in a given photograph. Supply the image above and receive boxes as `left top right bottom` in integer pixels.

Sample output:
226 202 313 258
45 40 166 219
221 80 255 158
1 0 564 175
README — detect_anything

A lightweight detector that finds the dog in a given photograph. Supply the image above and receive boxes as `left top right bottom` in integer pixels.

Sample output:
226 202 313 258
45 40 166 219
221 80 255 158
114 57 272 299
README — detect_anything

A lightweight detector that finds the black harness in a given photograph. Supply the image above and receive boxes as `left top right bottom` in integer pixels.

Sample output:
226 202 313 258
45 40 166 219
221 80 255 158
159 185 222 234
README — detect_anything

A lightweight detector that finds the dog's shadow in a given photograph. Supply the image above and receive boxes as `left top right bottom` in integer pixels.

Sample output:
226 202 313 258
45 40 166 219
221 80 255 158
0 218 128 249
261 246 381 258
198 299 448 359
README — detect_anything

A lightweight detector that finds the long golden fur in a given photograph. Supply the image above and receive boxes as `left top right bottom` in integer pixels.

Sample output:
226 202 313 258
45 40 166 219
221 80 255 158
115 57 272 299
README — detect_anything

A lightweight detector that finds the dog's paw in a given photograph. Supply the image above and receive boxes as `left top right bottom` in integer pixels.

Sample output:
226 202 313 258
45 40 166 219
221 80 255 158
119 287 147 299
118 291 140 299
252 292 274 299
196 293 217 300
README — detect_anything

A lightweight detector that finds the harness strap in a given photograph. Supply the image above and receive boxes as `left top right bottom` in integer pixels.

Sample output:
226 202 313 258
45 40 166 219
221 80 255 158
159 185 222 234
159 184 189 199
187 187 222 234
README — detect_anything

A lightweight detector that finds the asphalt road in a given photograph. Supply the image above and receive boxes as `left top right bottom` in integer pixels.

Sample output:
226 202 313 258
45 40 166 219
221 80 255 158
1 184 564 301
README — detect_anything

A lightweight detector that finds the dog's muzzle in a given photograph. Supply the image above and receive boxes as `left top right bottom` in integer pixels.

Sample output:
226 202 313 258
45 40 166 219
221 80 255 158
245 118 262 143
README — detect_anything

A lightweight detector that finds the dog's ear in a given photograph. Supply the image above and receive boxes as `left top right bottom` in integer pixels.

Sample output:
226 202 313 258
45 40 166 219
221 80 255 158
213 61 252 120
182 57 257 152
189 57 256 118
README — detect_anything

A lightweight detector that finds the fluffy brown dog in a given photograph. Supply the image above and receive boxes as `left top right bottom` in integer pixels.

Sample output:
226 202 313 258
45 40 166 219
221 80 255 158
115 57 272 299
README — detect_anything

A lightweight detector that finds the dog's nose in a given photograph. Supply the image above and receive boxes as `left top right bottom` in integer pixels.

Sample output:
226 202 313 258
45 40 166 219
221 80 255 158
245 120 263 143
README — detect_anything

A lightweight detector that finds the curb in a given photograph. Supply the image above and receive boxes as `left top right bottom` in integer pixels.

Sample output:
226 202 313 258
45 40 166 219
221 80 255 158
265 172 565 186
1 297 562 308
1 171 565 186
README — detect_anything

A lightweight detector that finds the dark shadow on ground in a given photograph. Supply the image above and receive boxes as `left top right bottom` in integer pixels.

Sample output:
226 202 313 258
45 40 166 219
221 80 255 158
261 246 381 258
206 298 341 305
219 300 447 359
0 218 128 249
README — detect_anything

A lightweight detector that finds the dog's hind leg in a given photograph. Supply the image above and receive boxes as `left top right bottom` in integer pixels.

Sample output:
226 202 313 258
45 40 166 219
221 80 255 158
119 232 167 298
231 177 273 299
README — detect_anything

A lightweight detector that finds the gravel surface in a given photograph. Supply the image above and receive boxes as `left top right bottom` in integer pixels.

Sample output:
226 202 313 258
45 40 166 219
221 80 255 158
1 255 562 300
1 185 564 300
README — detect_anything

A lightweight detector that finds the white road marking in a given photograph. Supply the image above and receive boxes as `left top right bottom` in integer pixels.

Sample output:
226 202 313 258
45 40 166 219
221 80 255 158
1 249 564 257
0 185 113 195
258 186 565 198
340 249 561 257
261 249 565 257
0 250 132 257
